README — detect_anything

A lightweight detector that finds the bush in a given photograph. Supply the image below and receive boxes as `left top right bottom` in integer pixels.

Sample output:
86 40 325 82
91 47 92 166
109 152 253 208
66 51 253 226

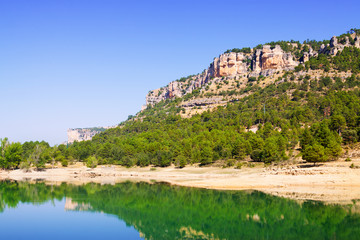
175 155 187 168
225 159 235 168
19 161 31 172
248 77 257 82
61 159 69 167
235 162 243 169
86 156 98 168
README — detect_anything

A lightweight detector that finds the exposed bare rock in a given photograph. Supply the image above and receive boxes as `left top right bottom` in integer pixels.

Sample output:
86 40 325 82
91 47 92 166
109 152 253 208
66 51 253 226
181 97 227 108
67 127 115 143
255 45 298 76
303 52 309 62
212 52 250 77
328 36 354 55
355 36 360 48
166 81 182 99
145 72 211 106
252 49 262 72
330 36 338 48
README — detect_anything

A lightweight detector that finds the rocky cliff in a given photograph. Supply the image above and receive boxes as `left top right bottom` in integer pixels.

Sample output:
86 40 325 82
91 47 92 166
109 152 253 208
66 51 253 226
67 127 114 143
319 34 360 56
145 33 360 107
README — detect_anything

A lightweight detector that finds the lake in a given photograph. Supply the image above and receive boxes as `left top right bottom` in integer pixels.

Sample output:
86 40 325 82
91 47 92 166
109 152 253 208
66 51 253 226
0 180 359 240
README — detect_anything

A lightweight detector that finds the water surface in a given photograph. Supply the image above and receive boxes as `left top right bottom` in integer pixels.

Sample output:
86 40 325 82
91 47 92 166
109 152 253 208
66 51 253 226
0 180 359 239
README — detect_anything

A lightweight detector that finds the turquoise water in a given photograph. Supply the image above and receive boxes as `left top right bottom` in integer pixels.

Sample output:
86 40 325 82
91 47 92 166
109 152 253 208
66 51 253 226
0 180 360 240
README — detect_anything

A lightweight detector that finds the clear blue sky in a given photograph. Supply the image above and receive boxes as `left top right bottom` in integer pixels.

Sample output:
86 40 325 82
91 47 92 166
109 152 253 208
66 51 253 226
1 0 359 145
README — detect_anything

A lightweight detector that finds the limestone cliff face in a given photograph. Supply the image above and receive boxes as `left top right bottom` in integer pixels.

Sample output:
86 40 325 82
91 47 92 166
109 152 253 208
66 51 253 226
146 44 298 106
146 73 210 106
67 127 115 143
252 45 298 76
212 52 250 77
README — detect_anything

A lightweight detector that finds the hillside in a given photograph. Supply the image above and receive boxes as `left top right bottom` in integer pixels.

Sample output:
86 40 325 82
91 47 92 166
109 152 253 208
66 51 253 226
142 30 360 118
1 29 360 170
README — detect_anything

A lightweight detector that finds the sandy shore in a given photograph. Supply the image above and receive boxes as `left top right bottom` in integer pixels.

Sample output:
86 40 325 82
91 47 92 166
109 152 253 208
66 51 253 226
1 159 360 203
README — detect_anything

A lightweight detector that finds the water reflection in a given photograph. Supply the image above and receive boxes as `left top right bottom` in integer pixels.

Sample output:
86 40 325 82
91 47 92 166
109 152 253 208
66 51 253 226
0 180 360 240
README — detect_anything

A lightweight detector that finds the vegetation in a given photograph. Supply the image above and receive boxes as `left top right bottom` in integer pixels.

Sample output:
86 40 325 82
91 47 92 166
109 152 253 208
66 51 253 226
224 47 251 54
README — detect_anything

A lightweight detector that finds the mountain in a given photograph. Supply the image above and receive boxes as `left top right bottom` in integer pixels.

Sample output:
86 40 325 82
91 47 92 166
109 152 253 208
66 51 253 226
143 32 360 118
3 29 360 170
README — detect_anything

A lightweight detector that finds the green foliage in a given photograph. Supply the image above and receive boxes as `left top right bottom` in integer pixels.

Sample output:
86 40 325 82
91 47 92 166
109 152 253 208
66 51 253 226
302 143 328 164
300 121 342 164
224 47 251 54
61 158 69 167
305 54 330 71
333 47 360 73
248 77 257 82
0 138 23 170
303 39 330 52
306 47 360 73
175 154 187 168
86 156 98 168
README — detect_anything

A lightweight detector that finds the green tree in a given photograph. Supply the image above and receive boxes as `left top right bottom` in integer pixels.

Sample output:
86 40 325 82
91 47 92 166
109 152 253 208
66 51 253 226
29 144 47 170
175 154 187 168
200 146 213 165
4 142 23 169
329 115 346 134
86 156 98 168
302 143 328 165
0 139 23 169
0 138 10 169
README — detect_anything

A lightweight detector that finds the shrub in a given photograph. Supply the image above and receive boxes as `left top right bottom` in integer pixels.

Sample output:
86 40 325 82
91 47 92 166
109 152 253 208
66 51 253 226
235 162 243 169
61 159 69 167
176 155 187 168
19 161 31 172
86 156 98 168
225 159 235 167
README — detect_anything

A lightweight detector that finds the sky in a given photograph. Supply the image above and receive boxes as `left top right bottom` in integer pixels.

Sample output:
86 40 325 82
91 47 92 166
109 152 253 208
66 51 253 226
1 0 359 145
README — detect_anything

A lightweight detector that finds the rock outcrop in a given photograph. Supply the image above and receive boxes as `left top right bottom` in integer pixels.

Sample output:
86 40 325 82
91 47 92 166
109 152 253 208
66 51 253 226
212 52 250 77
320 35 357 56
302 47 317 62
252 45 298 76
146 44 298 106
67 127 114 143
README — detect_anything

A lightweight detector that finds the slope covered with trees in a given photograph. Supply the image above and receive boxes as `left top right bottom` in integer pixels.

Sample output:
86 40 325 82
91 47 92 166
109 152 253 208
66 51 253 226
1 30 360 169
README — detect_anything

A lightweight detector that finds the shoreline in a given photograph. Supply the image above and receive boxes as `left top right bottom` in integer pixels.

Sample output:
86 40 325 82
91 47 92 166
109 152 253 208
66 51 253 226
1 159 360 204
